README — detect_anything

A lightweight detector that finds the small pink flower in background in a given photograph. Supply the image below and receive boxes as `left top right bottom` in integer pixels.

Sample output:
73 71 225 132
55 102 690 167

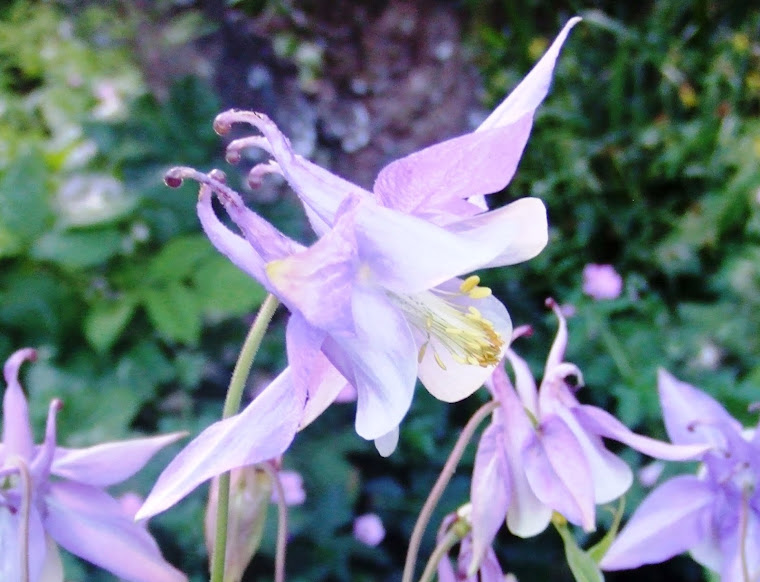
353 513 385 546
582 264 623 300
271 470 306 506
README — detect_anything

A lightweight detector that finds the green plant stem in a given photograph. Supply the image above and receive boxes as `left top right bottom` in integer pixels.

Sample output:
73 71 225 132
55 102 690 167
594 315 635 382
210 294 280 582
401 400 499 582
262 463 288 582
417 528 459 582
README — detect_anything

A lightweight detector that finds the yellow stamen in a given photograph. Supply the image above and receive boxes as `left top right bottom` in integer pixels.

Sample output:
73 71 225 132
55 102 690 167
468 286 492 299
459 275 481 293
434 353 447 370
418 343 428 363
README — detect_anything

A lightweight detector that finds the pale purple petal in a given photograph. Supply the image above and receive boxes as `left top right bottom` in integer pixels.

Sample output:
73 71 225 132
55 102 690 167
0 505 47 582
444 198 549 269
489 366 552 537
215 110 373 232
417 280 511 402
2 348 36 460
137 368 305 519
286 315 351 431
573 404 711 460
374 426 400 457
333 287 417 440
197 186 269 287
51 433 186 487
719 507 760 582
523 415 596 530
266 204 358 333
557 407 633 504
470 422 510 571
45 481 187 582
544 298 568 372
600 475 714 570
373 116 534 219
504 348 539 417
478 17 582 131
352 202 509 294
211 179 304 263
657 369 741 446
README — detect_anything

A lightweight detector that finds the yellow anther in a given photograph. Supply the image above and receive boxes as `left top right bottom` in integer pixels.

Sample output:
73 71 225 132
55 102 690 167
425 316 433 329
418 343 428 363
468 286 492 300
467 306 482 319
434 353 447 370
459 275 481 294
467 355 479 365
444 327 464 335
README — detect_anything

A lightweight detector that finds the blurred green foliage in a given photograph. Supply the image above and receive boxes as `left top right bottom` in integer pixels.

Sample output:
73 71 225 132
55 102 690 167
1 1 759 581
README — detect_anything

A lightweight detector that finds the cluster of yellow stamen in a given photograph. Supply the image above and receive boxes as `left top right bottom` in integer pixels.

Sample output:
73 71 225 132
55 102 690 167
393 275 504 371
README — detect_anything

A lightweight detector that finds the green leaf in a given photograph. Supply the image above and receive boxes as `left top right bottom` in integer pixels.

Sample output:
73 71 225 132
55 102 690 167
147 234 214 283
142 282 202 345
555 520 605 582
588 497 626 563
32 228 123 269
193 256 267 319
84 296 137 353
0 151 52 254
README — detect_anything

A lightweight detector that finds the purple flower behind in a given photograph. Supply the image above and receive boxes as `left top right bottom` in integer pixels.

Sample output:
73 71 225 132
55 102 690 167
601 370 760 581
467 303 709 571
0 348 187 582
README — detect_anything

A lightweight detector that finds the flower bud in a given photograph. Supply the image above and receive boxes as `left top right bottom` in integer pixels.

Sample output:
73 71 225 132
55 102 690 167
205 466 272 582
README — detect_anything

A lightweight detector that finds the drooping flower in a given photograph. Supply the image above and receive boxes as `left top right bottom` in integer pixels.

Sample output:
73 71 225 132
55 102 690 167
582 264 623 300
468 302 710 570
600 370 760 582
436 508 506 582
353 513 385 547
140 18 580 520
0 348 187 582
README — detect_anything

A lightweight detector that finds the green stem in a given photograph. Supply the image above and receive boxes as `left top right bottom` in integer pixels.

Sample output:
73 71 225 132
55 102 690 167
417 529 459 582
210 294 280 582
263 463 288 582
401 400 499 582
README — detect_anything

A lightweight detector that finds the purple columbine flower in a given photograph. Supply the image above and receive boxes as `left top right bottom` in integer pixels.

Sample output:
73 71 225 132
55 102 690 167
0 348 186 582
139 18 580 520
437 509 506 582
600 370 759 581
467 302 710 571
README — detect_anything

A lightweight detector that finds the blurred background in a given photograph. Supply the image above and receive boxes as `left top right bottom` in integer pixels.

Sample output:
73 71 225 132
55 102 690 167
1 0 758 580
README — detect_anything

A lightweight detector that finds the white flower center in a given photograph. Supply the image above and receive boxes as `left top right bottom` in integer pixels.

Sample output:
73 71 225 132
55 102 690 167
390 276 504 369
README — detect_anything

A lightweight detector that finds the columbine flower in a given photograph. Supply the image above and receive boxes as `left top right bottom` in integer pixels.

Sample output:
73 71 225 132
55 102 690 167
437 508 506 582
353 513 385 547
600 370 760 581
468 301 709 570
140 18 580 520
0 348 186 582
582 264 623 300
